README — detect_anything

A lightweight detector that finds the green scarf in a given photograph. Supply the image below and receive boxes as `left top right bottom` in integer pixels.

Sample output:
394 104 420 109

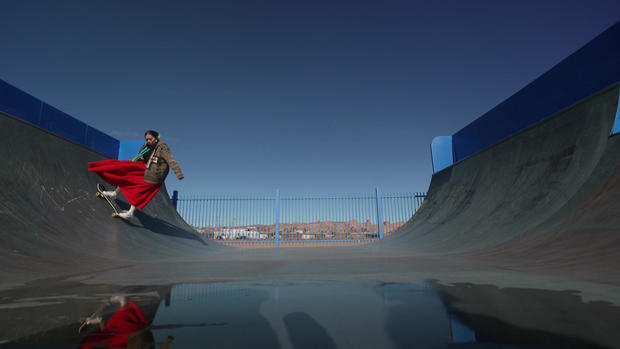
131 146 152 162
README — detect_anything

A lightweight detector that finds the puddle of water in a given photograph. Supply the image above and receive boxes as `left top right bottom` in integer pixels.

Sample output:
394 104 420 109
1 281 616 348
145 281 608 348
150 281 458 348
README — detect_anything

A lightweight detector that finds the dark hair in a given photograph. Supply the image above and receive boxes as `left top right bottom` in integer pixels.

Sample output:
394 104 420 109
144 130 159 138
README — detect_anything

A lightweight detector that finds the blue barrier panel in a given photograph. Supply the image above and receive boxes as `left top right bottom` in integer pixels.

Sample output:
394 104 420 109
452 21 620 162
118 140 145 160
86 126 120 159
431 136 454 173
0 79 43 126
450 315 477 343
612 90 620 136
39 103 88 145
0 79 120 158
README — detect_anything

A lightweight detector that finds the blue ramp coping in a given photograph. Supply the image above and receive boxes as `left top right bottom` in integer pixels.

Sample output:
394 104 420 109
0 79 120 158
118 140 146 161
612 90 620 136
450 315 477 343
431 136 454 173
450 21 620 163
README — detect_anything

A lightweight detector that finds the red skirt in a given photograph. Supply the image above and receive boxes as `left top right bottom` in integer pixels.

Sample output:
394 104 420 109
80 301 150 348
88 159 161 209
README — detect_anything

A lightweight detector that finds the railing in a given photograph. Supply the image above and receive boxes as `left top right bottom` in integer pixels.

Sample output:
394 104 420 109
173 188 426 248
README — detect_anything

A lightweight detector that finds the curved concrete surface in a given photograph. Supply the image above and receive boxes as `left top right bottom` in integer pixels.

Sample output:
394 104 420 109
381 83 620 275
1 84 620 347
0 113 224 288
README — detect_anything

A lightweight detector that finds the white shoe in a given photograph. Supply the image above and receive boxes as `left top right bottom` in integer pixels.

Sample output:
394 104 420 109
78 315 102 333
103 190 117 199
117 205 136 219
85 316 102 325
117 210 133 219
109 295 127 307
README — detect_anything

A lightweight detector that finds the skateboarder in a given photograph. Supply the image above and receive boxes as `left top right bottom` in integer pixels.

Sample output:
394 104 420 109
79 296 152 348
88 130 184 219
80 295 174 349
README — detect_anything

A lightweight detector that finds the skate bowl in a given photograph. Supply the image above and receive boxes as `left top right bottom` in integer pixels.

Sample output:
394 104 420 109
1 82 620 347
380 83 620 270
1 24 620 345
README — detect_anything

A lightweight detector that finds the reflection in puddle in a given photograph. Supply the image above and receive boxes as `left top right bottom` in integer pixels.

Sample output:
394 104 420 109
1 281 617 348
147 282 610 348
79 297 152 348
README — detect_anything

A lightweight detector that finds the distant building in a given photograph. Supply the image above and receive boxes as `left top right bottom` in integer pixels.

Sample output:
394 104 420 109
214 227 267 240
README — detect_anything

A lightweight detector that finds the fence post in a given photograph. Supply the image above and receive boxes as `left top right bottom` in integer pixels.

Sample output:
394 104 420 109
172 190 179 209
375 187 384 239
275 189 280 248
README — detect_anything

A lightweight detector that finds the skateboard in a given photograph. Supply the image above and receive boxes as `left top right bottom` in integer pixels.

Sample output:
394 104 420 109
96 183 120 217
78 302 105 333
78 296 129 334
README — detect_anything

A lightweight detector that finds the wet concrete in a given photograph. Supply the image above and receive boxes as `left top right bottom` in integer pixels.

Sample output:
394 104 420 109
0 280 168 347
1 280 618 348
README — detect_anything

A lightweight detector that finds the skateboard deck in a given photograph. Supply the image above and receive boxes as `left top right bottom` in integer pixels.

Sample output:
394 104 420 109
96 183 120 217
78 302 105 333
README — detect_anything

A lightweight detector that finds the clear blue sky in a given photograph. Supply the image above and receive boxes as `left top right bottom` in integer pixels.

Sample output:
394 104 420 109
1 1 618 196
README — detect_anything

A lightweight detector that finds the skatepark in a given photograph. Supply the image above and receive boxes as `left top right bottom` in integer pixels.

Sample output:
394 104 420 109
1 21 620 349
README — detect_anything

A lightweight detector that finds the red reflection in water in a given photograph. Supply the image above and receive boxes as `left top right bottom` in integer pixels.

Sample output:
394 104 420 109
80 301 150 349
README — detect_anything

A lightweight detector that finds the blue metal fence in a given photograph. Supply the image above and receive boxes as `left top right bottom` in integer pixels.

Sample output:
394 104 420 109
174 189 426 247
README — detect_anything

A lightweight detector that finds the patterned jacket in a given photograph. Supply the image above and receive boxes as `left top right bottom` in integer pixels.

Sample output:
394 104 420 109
137 140 184 184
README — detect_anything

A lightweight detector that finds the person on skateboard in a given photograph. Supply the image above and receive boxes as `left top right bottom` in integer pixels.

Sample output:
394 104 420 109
88 130 184 219
79 296 156 348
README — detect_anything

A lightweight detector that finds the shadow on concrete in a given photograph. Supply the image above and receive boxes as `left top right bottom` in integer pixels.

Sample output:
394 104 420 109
380 283 452 348
434 283 615 349
115 201 208 246
158 286 281 348
283 312 338 349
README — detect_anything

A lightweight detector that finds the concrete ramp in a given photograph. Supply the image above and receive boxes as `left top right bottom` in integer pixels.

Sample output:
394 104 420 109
383 83 620 276
1 84 620 348
1 84 619 285
0 113 221 288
